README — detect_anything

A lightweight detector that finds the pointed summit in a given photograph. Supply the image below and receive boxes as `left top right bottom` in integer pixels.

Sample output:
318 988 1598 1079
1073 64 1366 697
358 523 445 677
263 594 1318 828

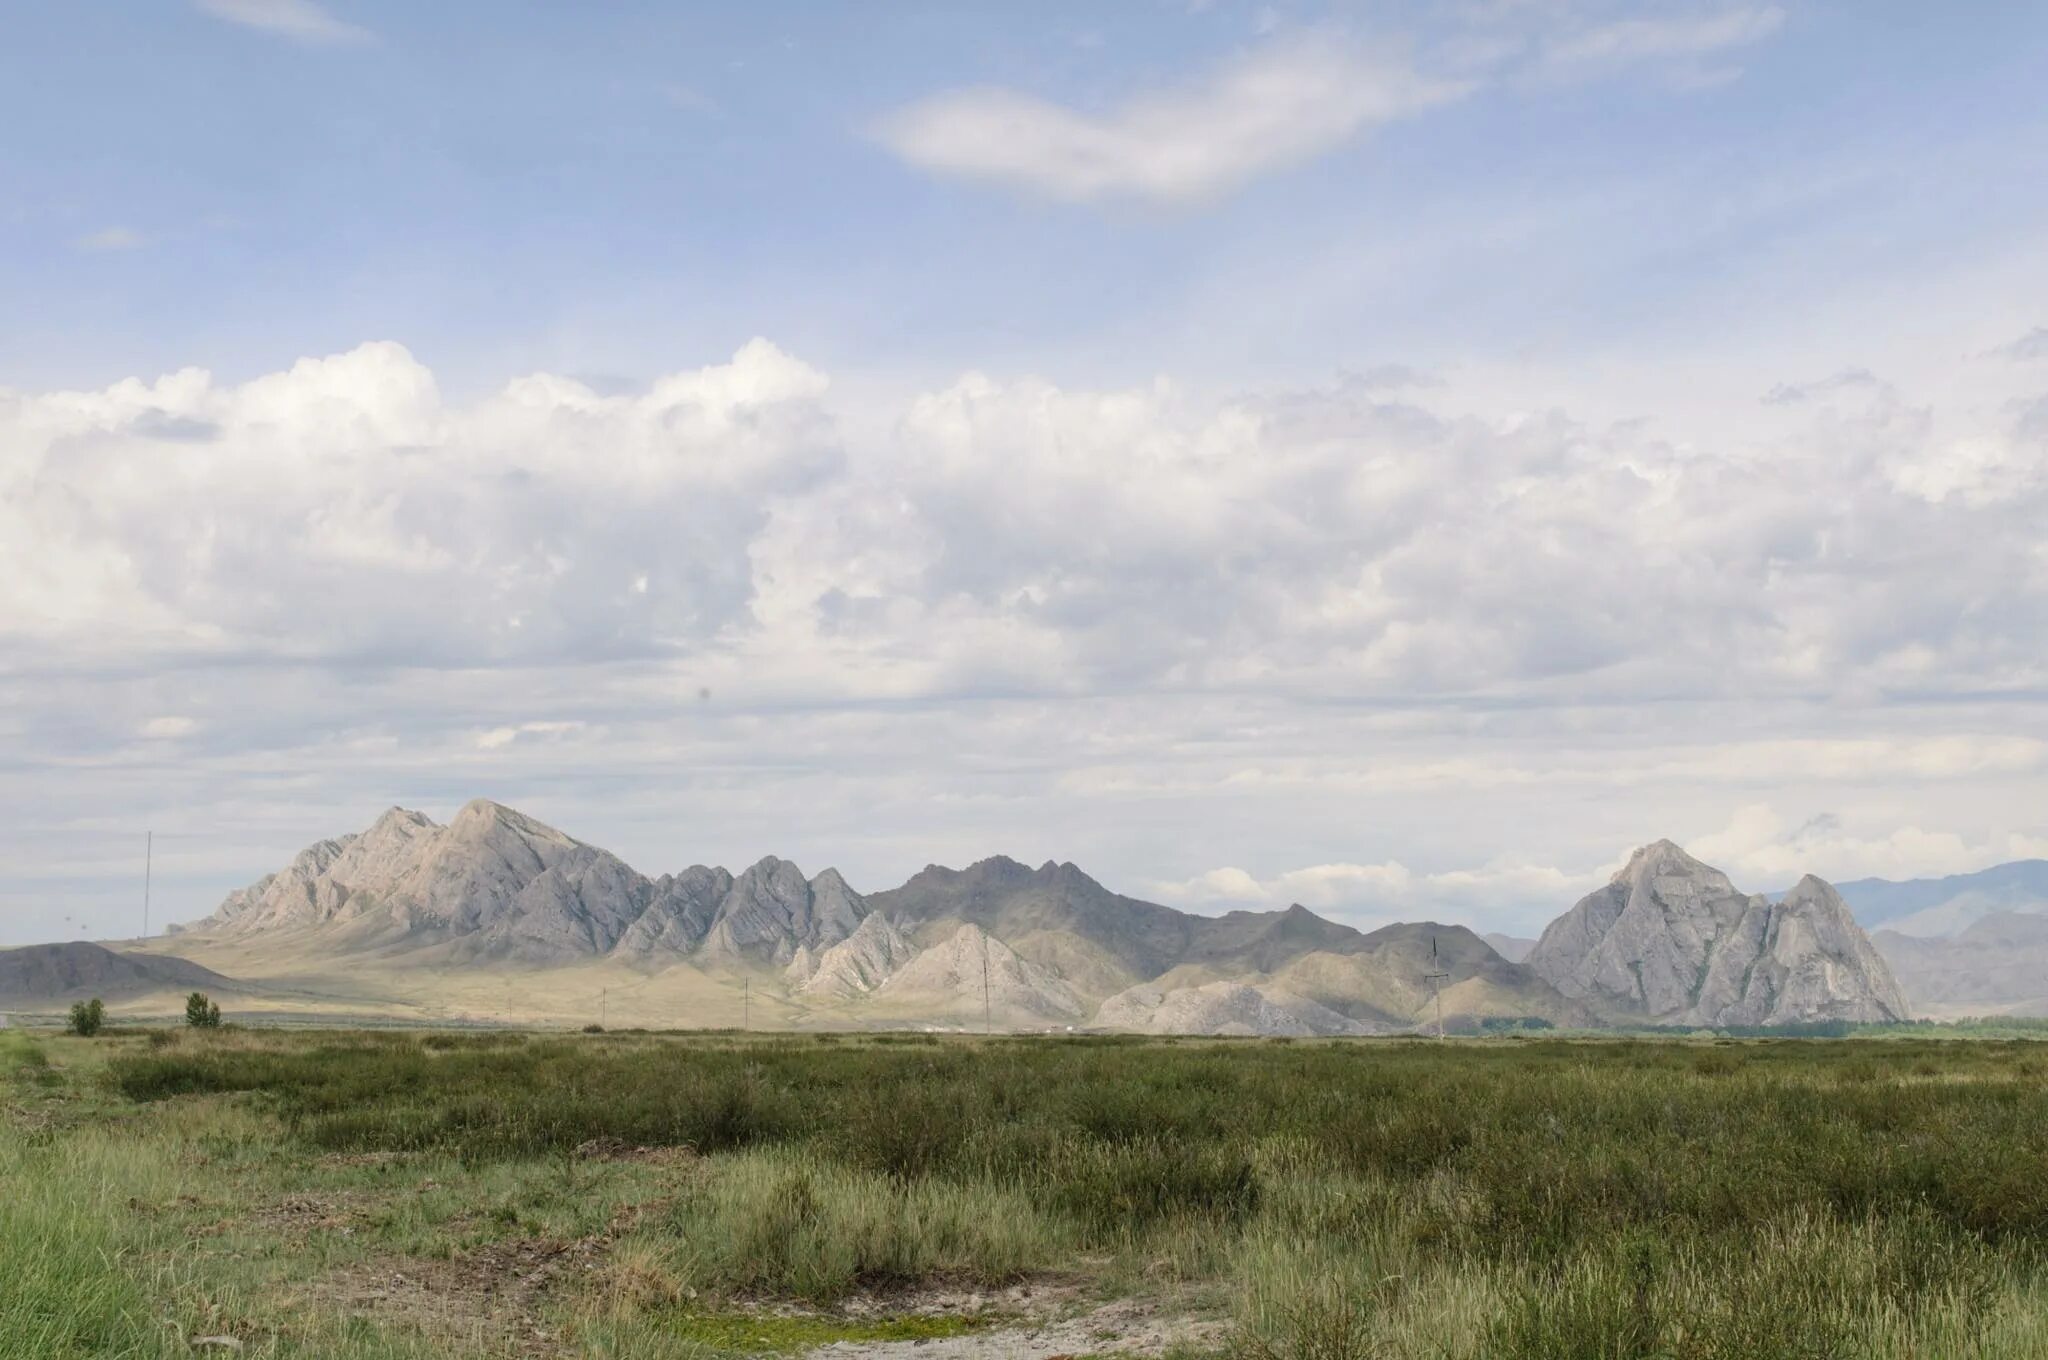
1614 838 1725 887
870 922 1084 1024
448 799 578 849
1529 845 1908 1026
696 856 870 965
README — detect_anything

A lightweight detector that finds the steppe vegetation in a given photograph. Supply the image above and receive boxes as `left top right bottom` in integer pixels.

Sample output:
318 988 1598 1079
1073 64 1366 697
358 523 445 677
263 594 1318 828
5 1025 2047 1358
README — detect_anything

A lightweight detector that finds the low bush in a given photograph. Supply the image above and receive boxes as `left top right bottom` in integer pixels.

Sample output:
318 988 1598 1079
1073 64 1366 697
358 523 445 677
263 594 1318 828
66 999 104 1037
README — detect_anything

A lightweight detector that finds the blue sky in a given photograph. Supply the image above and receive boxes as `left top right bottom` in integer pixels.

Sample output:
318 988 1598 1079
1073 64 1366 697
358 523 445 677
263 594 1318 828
11 2 2045 393
4 1 2048 945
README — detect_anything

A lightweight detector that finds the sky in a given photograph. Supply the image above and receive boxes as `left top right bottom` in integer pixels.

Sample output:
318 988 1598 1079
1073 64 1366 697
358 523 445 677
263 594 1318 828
4 1 2048 946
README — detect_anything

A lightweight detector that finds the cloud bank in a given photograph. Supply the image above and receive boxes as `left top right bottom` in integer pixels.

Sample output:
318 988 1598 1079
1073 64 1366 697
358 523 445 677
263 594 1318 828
11 338 2046 703
5 332 2048 942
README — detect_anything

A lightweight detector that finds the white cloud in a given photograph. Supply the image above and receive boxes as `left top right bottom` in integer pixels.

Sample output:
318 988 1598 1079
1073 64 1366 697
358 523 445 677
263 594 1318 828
0 338 834 669
1684 803 2048 887
194 0 370 46
7 337 2048 704
6 335 2048 943
1539 5 1785 75
74 227 144 252
476 721 588 751
874 35 1468 204
1152 858 1602 931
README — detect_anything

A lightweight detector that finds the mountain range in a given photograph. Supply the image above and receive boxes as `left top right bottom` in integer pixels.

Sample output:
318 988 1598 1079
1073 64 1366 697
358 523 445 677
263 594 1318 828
1812 862 2048 1018
3 800 1923 1033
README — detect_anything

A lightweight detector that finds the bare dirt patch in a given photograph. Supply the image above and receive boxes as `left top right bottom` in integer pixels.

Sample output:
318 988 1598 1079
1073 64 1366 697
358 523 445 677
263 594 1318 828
573 1135 703 1168
803 1295 1229 1360
301 1236 609 1357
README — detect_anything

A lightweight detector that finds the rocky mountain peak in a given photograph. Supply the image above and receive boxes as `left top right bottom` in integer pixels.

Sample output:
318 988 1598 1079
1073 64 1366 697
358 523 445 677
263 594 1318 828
448 798 576 848
1615 838 1728 889
197 801 872 969
1528 844 1908 1026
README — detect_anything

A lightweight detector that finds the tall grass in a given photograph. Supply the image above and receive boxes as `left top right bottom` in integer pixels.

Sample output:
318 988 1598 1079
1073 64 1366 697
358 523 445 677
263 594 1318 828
34 1030 2048 1356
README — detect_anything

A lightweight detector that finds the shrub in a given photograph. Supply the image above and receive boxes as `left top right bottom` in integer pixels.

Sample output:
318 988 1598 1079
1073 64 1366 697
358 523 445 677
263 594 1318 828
66 999 105 1037
184 992 221 1029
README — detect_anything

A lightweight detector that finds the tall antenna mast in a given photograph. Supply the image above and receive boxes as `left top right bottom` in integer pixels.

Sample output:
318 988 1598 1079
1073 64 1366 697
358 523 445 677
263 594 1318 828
1423 934 1450 1041
142 830 153 939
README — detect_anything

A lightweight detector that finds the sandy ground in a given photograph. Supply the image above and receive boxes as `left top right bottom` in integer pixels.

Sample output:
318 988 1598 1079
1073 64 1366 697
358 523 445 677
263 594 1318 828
806 1295 1230 1360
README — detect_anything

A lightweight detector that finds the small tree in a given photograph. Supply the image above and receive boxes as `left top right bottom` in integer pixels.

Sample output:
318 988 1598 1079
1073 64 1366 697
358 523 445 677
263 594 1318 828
68 998 106 1037
185 992 222 1029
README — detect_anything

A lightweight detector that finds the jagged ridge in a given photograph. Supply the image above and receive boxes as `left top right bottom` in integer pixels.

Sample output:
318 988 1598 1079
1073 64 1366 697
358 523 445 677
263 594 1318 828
196 800 871 968
1525 840 1909 1026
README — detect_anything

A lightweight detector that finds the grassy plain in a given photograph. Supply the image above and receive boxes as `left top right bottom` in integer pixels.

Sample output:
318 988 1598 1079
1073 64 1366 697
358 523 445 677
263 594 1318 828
4 1025 2047 1359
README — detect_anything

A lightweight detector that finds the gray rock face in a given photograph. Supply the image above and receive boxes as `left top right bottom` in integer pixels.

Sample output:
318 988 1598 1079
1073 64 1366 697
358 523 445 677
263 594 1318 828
1526 841 1910 1026
698 860 867 966
615 866 736 956
197 801 870 968
1093 980 1376 1036
870 924 1085 1024
869 859 1391 1000
787 912 917 1000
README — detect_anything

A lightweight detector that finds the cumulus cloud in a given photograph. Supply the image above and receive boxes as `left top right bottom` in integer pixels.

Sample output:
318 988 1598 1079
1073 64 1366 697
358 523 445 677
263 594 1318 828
873 35 1468 204
0 338 836 670
8 337 2048 704
195 0 370 45
7 335 2048 943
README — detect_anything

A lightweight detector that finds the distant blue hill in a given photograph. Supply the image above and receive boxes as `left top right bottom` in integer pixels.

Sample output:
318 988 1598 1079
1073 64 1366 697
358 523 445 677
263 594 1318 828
1820 861 2048 938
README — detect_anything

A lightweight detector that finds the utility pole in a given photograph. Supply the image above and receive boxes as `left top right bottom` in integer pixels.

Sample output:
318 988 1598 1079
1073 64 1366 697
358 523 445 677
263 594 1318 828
142 830 153 939
600 987 607 1029
743 977 750 1033
982 943 992 1037
1423 934 1450 1041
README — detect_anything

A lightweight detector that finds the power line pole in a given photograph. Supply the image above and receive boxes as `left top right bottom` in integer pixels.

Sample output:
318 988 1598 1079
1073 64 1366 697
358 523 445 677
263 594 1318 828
1424 934 1449 1041
600 987 607 1029
742 977 750 1033
142 830 153 939
982 942 992 1037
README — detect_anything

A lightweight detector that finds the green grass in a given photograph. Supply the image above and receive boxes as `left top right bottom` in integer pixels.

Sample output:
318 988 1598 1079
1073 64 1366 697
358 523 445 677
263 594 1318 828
4 1027 2047 1357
